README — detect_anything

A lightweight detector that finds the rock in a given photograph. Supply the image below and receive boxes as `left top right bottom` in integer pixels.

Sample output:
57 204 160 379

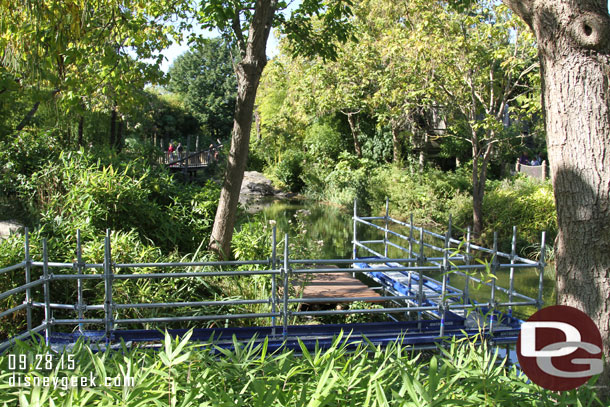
246 181 274 196
240 171 276 196
239 171 296 213
0 220 23 239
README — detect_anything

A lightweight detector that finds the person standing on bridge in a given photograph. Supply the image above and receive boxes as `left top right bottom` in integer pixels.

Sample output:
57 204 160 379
168 142 175 161
207 144 214 164
176 142 183 160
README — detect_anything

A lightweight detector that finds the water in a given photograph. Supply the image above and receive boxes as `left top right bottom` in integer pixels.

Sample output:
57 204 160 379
258 199 556 319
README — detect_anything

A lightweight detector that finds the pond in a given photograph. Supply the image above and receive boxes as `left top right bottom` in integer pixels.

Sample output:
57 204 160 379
257 198 556 319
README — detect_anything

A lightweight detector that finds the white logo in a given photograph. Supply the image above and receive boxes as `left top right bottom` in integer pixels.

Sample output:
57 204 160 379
521 321 603 378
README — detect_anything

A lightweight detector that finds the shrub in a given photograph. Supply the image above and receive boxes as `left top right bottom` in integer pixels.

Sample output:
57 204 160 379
0 333 602 406
16 151 219 254
370 165 472 226
0 128 62 199
275 150 306 192
324 152 378 212
303 117 347 163
450 175 557 252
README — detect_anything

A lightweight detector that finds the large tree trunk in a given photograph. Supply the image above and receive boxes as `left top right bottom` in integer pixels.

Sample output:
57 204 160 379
504 0 610 397
208 0 277 258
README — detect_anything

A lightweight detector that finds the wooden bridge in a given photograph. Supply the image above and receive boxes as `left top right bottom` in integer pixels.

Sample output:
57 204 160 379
159 147 220 179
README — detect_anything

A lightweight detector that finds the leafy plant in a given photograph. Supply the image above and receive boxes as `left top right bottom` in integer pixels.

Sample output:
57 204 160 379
0 332 603 406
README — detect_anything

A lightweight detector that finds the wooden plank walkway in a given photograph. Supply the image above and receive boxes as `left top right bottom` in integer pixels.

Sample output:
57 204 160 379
292 270 382 303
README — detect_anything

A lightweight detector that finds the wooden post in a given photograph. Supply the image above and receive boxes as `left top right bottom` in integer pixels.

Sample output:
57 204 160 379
542 160 547 179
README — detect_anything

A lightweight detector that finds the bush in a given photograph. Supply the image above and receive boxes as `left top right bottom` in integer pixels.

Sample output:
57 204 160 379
324 152 378 212
368 166 555 252
303 117 348 163
0 128 62 198
450 175 557 252
370 165 472 226
15 151 220 254
275 150 306 192
0 333 602 406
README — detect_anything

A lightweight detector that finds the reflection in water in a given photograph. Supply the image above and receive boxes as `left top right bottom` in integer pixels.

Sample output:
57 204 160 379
259 199 556 319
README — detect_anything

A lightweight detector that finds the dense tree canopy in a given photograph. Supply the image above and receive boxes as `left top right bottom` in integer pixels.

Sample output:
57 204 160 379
255 0 541 237
0 0 181 143
168 38 237 139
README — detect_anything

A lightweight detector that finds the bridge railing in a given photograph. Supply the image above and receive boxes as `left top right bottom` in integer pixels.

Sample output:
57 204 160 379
515 160 547 180
159 149 218 168
0 200 546 349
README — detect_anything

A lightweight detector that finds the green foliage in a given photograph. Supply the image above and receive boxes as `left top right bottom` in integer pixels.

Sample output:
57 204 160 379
366 165 556 252
324 152 378 212
275 150 306 192
303 116 349 163
132 90 202 147
0 129 62 197
16 151 219 254
370 165 472 226
0 0 179 139
232 218 273 261
167 38 237 139
0 333 602 406
451 175 557 252
361 124 393 163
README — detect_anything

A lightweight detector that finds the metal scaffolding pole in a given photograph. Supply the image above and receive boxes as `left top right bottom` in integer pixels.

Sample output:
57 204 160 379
104 230 114 341
76 229 84 333
282 233 290 340
537 231 546 310
42 239 51 344
24 228 32 331
271 226 277 336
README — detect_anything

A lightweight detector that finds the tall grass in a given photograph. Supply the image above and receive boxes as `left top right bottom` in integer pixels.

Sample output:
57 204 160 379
0 331 602 406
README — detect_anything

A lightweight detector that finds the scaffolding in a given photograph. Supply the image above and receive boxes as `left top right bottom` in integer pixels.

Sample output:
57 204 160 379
0 199 546 351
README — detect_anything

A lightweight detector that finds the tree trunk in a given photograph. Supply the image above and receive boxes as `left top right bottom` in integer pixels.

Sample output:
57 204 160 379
208 0 277 258
504 0 610 397
116 120 124 152
15 102 41 132
391 124 401 164
345 112 363 157
472 154 484 238
471 134 492 239
254 106 262 141
15 89 60 132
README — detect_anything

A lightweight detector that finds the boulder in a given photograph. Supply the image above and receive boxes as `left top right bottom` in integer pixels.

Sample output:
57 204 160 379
0 220 23 239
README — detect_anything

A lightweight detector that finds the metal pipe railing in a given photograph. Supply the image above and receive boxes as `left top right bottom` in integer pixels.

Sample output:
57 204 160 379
0 199 545 347
0 262 26 275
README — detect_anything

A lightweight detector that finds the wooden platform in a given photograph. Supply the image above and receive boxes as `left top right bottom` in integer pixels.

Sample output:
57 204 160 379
292 272 382 303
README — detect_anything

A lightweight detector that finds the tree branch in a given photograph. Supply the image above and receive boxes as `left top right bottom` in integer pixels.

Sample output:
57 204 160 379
15 88 60 131
502 0 534 28
232 9 247 57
